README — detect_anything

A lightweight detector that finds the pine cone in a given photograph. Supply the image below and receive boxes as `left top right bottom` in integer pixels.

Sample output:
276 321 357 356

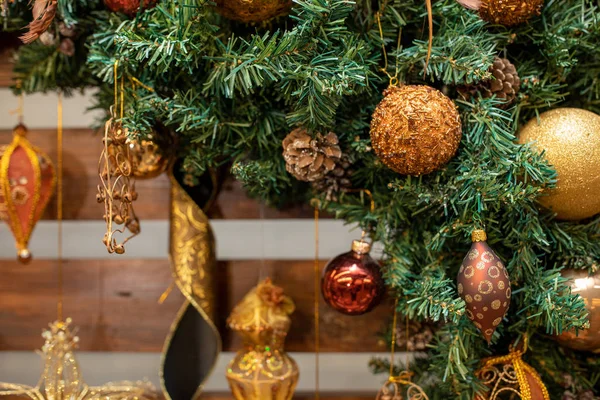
282 128 341 182
458 57 520 107
311 155 352 201
394 319 437 352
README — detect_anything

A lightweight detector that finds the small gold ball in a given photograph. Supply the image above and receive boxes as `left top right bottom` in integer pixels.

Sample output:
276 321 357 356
115 244 125 255
18 248 32 264
370 85 462 176
128 131 169 180
214 0 292 23
518 108 600 220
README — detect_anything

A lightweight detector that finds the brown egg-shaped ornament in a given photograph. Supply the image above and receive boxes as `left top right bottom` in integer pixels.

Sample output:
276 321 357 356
370 85 462 176
322 240 384 316
104 0 158 16
554 269 600 353
457 229 511 343
456 0 544 26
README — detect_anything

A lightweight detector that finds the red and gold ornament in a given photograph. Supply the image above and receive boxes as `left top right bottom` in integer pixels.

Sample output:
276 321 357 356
475 339 550 400
104 0 157 16
0 124 55 263
457 229 510 343
321 239 384 315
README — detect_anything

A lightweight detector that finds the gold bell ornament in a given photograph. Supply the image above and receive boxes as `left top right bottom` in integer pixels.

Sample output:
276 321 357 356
225 278 299 400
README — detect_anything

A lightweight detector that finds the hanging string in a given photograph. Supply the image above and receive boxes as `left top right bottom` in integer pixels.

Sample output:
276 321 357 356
57 91 64 322
389 298 399 378
258 201 267 283
376 0 433 81
9 80 25 124
114 60 119 112
313 203 320 400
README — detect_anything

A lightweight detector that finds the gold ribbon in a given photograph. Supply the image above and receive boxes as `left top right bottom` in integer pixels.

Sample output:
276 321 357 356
160 165 221 400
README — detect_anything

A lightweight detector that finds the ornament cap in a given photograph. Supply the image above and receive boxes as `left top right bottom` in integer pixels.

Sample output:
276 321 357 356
351 240 371 255
13 123 28 137
471 229 487 242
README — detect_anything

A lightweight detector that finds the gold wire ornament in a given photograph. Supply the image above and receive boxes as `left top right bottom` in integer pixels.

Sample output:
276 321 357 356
474 338 550 400
0 93 157 400
0 319 159 400
97 61 140 254
376 299 429 400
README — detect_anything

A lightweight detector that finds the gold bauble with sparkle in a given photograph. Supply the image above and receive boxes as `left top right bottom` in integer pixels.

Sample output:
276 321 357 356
128 131 169 180
554 269 600 353
370 85 462 176
479 0 544 26
215 0 293 23
518 108 600 220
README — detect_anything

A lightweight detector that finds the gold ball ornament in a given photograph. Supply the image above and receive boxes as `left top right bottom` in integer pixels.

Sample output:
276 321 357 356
479 0 544 26
518 108 600 220
127 131 169 180
214 0 293 23
554 269 600 353
370 85 462 176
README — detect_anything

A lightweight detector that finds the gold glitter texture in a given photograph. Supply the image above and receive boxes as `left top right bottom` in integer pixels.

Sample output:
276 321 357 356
215 0 292 23
370 85 462 176
479 0 544 26
518 108 600 220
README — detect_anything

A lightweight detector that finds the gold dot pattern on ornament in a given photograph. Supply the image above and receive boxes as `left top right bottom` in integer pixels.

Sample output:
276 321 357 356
474 294 482 302
483 307 488 311
497 280 505 290
468 249 479 260
502 265 509 278
464 265 475 278
491 300 501 310
465 294 473 303
459 265 465 274
485 328 494 337
466 309 474 320
493 317 502 327
11 186 29 205
479 280 493 295
481 251 495 262
458 283 463 294
476 261 486 270
474 321 482 330
488 265 500 278
18 176 28 185
506 288 511 299
503 301 508 308
477 313 484 320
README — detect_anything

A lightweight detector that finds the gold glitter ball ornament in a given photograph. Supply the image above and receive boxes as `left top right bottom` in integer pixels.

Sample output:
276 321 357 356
214 0 293 23
370 85 462 176
475 0 544 26
128 133 169 180
518 108 600 220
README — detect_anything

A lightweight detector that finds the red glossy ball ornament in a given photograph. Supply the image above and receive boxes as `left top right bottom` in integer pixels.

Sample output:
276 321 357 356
321 240 384 315
104 0 158 16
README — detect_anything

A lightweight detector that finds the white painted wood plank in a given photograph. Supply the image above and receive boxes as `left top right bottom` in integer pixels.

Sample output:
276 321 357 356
0 89 99 130
0 220 380 260
0 351 395 392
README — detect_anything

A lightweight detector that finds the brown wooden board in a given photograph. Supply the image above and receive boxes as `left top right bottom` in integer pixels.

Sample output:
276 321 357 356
0 128 315 220
0 259 390 352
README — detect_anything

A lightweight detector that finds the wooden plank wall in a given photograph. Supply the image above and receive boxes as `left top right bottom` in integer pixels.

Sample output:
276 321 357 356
0 54 391 354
